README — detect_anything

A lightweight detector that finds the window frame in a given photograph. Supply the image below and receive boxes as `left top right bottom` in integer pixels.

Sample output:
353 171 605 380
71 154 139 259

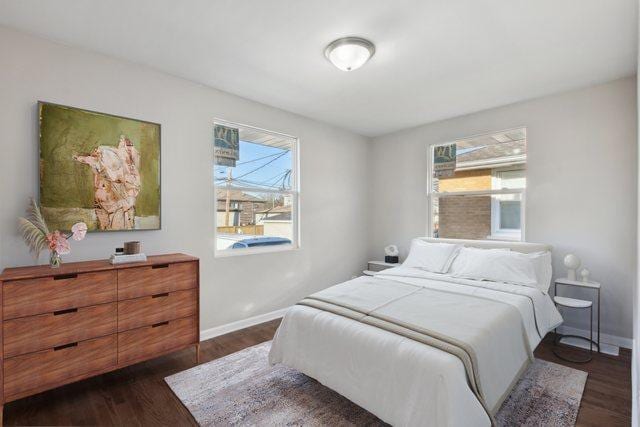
426 128 527 242
213 118 300 257
489 168 525 240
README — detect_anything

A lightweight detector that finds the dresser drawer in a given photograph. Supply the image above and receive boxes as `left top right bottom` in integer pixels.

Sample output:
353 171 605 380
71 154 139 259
118 316 197 364
3 335 117 399
118 289 197 332
118 262 197 300
3 270 117 320
4 303 117 358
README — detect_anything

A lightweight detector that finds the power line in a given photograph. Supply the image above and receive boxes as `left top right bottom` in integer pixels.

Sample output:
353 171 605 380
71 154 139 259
214 176 286 190
259 170 290 186
233 178 283 189
235 151 282 166
215 153 291 190
215 170 288 186
232 151 288 181
281 170 292 190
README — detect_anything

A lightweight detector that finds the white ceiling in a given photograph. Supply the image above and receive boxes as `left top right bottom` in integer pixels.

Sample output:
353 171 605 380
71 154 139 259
0 0 637 136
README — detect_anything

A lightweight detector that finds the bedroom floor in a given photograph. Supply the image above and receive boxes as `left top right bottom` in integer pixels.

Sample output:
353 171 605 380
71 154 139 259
3 319 631 426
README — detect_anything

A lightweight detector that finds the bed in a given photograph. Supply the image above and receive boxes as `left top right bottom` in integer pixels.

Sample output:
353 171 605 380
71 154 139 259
269 238 563 427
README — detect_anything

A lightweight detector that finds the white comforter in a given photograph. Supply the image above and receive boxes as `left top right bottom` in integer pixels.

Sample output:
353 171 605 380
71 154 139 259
269 267 562 427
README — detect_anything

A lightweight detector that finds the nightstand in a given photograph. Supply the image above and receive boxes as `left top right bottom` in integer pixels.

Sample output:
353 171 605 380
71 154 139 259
363 261 398 276
552 278 601 363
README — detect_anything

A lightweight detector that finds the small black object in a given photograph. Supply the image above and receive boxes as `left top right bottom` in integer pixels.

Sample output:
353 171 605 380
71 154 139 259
115 247 124 255
385 256 399 264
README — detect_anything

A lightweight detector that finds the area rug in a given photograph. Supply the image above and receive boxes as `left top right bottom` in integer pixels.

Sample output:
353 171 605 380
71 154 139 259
165 341 587 426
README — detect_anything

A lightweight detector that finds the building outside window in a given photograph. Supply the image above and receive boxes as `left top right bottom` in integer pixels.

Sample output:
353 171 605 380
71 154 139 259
213 120 299 255
428 128 526 241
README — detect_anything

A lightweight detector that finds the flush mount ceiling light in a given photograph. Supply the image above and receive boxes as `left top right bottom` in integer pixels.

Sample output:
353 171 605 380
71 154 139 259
324 37 375 72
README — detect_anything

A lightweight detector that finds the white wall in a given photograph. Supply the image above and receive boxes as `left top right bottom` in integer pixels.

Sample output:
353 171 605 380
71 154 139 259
0 27 371 332
370 77 637 341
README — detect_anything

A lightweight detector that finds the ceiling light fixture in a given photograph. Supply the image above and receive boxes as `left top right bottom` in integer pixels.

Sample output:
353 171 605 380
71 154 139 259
324 37 375 72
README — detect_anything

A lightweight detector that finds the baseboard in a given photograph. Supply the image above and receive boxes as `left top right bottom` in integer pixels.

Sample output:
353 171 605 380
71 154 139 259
200 307 289 341
556 325 632 356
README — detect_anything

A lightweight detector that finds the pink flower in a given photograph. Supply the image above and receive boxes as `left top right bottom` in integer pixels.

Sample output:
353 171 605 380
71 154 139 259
71 222 88 241
46 231 71 255
55 235 71 255
46 231 59 250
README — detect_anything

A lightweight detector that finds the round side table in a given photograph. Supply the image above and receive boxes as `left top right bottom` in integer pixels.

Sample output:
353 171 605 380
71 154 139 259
553 295 599 363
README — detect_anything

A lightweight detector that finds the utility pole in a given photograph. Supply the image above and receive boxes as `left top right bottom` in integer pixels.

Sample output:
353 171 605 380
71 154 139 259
224 168 232 227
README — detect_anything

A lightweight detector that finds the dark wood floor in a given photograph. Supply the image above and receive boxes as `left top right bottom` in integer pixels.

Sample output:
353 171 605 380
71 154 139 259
534 334 631 427
5 319 631 426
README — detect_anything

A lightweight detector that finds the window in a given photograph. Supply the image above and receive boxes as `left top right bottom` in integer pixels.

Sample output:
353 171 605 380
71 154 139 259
428 128 526 241
490 168 525 239
214 120 298 255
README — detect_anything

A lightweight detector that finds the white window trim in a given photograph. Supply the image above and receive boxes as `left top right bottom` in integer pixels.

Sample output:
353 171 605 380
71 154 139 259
488 198 524 241
213 119 300 257
426 135 527 242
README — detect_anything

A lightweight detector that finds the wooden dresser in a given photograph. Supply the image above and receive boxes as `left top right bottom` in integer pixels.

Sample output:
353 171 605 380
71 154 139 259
0 253 199 421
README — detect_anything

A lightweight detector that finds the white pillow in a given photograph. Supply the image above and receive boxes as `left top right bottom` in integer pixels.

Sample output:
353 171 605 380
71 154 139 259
527 251 552 293
449 247 539 288
403 240 462 273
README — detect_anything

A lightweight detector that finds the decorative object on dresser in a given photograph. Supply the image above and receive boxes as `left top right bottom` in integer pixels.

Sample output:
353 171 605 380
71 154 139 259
110 253 148 264
110 243 147 264
362 260 396 276
0 253 199 422
18 198 87 268
124 241 142 255
553 277 601 363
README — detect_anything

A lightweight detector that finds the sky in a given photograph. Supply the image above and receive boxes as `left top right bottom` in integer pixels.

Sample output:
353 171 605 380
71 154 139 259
214 140 292 191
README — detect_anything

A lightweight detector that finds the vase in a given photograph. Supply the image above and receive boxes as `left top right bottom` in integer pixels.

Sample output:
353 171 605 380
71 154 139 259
49 250 61 268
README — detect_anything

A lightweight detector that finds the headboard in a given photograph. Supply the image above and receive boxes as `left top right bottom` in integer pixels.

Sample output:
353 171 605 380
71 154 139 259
417 237 551 254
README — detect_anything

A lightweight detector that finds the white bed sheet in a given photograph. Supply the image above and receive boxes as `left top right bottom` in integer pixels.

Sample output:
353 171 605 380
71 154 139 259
269 267 562 427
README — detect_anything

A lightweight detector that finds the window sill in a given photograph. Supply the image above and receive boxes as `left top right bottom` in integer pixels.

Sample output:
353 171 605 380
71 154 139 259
485 234 521 242
214 243 299 258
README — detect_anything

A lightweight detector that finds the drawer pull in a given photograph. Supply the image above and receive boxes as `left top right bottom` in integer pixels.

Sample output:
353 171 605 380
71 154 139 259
152 292 169 298
152 321 169 328
152 264 169 269
54 342 78 351
54 273 78 280
53 307 78 316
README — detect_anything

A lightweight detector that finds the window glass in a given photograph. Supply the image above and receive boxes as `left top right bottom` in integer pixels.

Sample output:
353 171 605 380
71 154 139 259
429 128 526 241
214 127 293 191
499 200 521 229
495 169 525 190
214 122 298 254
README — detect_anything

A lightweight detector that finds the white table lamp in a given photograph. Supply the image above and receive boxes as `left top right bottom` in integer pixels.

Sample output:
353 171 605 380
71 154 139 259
563 254 581 281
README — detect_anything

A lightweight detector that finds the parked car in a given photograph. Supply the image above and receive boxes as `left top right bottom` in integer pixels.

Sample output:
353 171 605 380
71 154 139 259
231 236 291 249
217 233 291 250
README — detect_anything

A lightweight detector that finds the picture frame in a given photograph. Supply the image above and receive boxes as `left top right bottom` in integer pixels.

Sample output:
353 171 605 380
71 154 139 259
38 101 161 232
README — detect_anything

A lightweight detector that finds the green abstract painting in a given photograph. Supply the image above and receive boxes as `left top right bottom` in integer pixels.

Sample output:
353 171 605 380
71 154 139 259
39 102 161 232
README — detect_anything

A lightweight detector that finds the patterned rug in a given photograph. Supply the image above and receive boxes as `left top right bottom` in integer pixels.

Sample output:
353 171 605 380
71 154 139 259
165 341 587 426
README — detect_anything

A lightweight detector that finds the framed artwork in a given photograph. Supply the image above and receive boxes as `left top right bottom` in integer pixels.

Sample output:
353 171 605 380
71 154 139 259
38 102 161 232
